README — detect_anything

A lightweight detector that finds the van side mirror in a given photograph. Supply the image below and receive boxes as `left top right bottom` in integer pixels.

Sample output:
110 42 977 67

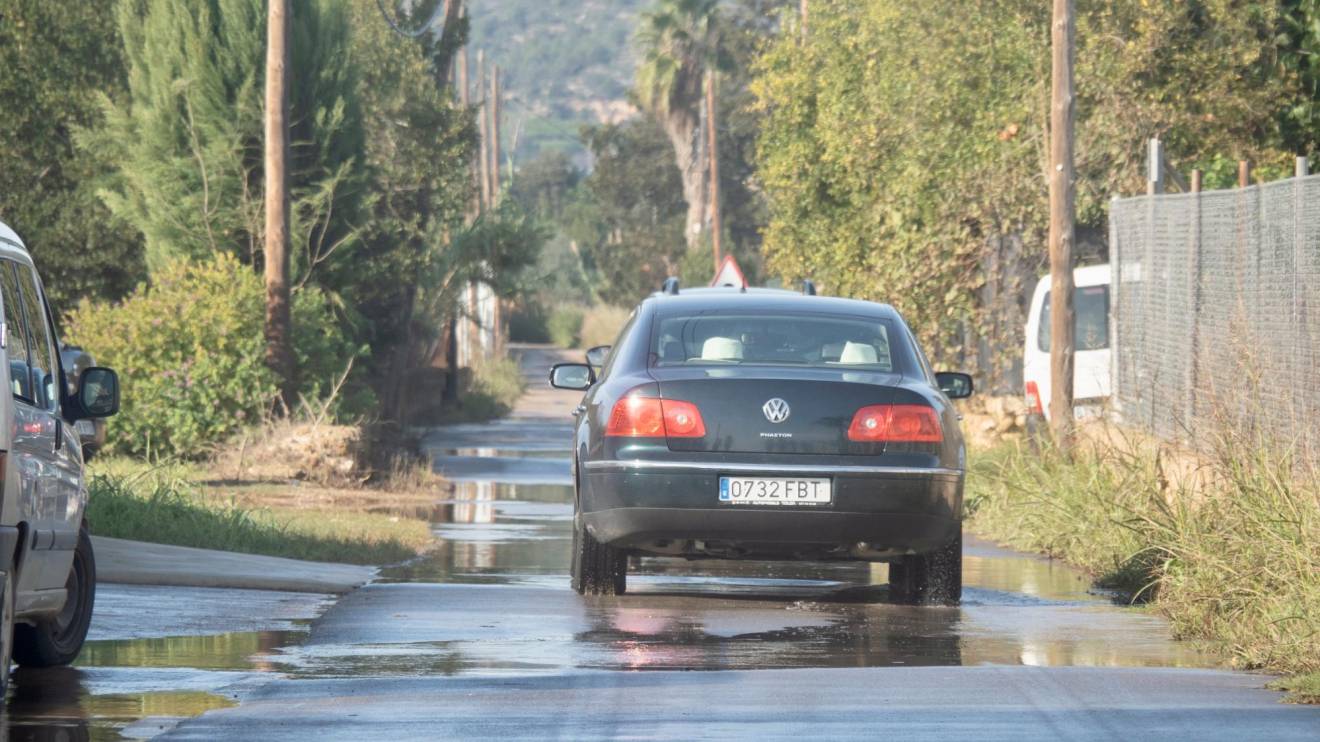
549 363 594 391
935 371 973 399
585 345 611 367
76 367 120 418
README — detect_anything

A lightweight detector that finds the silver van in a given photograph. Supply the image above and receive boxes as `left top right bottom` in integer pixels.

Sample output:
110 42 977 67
0 221 119 692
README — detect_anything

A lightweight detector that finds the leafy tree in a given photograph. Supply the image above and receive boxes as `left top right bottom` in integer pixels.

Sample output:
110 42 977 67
85 0 363 277
347 0 544 420
753 0 1296 372
635 0 727 251
562 119 688 305
0 0 145 311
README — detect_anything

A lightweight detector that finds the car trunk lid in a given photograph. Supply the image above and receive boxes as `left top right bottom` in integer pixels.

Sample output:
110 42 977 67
652 367 900 455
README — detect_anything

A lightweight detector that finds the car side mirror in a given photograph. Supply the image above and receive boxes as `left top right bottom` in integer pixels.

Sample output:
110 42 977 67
76 367 120 418
549 363 594 391
935 371 973 399
585 345 611 367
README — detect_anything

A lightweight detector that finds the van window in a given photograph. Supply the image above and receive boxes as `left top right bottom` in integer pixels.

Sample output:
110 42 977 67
0 261 33 402
1039 285 1110 352
13 264 59 412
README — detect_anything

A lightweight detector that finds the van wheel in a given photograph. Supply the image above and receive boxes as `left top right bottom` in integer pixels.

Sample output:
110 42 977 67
890 527 962 606
571 515 626 596
0 569 14 695
15 524 95 667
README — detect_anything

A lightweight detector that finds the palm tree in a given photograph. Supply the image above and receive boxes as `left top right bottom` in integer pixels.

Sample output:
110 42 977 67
635 0 724 254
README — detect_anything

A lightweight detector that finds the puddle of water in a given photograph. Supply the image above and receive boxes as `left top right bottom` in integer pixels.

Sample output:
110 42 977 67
6 666 237 741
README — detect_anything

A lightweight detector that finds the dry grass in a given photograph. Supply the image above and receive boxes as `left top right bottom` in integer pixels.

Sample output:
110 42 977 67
967 426 1320 702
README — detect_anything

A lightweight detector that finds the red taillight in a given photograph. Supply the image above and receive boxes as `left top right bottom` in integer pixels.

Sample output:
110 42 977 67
847 404 943 443
605 396 706 438
661 400 706 438
1025 381 1043 414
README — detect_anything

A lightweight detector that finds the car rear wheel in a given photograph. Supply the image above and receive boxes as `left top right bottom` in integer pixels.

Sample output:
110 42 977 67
571 514 627 596
890 527 961 606
15 524 95 667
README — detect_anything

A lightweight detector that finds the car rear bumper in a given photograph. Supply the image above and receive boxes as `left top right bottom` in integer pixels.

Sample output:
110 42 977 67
580 460 962 556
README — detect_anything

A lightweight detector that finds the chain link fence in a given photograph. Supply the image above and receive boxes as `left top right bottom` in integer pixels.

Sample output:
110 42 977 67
1109 174 1320 457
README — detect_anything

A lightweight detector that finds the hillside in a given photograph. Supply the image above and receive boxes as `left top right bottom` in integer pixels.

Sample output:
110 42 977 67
466 0 647 165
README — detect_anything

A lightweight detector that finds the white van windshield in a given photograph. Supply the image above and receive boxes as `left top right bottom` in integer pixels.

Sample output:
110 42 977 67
1039 285 1109 352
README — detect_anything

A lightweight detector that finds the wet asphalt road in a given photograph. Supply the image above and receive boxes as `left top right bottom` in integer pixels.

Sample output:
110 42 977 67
9 345 1318 739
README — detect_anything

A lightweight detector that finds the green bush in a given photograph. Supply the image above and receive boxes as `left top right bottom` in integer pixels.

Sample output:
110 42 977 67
546 306 584 348
578 305 631 349
447 356 526 422
65 254 363 458
508 302 551 343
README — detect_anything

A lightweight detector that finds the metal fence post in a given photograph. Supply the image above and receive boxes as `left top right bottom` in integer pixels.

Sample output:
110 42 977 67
1186 170 1202 438
1109 196 1121 418
1295 157 1308 445
1145 139 1162 431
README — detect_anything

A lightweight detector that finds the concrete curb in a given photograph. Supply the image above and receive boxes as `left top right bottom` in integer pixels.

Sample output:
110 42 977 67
92 536 377 594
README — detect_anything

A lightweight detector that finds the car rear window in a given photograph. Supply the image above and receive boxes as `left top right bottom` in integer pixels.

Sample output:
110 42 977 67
651 313 899 372
1039 285 1109 352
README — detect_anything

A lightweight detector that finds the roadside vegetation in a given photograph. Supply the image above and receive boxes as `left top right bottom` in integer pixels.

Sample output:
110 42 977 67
86 469 433 565
89 459 438 562
967 428 1320 702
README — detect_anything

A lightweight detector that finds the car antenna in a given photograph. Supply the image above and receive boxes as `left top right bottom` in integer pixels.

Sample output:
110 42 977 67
661 277 680 295
802 279 817 296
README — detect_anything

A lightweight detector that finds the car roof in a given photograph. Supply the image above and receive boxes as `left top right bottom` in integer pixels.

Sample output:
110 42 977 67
645 286 902 320
0 221 32 263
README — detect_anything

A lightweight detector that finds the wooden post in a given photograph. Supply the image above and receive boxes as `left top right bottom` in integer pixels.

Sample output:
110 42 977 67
489 65 501 204
1190 169 1202 193
1047 0 1076 449
706 68 722 274
476 51 490 211
264 0 296 411
1238 160 1251 188
800 0 808 39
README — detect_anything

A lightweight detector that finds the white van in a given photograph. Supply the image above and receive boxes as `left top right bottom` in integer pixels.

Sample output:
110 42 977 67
1023 264 1111 420
0 221 120 692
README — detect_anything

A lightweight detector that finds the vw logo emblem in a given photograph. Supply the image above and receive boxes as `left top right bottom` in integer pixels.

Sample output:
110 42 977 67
762 398 791 424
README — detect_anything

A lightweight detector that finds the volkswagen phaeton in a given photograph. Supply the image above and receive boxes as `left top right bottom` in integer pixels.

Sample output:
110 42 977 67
550 279 972 605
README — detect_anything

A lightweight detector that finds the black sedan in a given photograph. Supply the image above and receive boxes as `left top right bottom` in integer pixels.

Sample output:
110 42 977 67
550 281 973 604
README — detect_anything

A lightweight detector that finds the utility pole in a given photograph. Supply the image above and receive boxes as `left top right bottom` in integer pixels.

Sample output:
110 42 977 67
1048 0 1076 449
489 65 502 204
264 0 295 411
706 68 722 273
476 51 491 211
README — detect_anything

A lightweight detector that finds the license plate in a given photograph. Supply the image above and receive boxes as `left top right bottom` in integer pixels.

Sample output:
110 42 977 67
718 476 831 506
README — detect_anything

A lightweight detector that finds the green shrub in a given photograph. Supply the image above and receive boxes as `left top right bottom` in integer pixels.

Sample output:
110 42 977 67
546 306 584 348
508 302 551 343
579 305 631 349
65 254 363 458
447 356 526 422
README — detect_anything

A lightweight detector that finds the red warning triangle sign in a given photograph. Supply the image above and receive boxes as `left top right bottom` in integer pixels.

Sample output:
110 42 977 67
710 255 747 288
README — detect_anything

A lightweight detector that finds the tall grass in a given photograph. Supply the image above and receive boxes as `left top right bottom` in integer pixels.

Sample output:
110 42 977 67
968 429 1320 697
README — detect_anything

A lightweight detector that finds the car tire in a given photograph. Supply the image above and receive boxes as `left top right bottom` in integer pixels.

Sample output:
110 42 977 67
890 527 962 606
571 514 626 596
0 568 14 695
14 524 95 668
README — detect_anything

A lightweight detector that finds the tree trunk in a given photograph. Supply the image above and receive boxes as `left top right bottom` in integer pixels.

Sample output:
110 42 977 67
1048 0 1076 449
658 107 707 252
264 0 296 412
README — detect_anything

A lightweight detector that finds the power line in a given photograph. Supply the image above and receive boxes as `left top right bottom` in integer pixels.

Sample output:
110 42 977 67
374 0 448 39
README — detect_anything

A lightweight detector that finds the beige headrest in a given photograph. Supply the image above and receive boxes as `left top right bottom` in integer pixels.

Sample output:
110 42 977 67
839 341 877 364
701 336 744 361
